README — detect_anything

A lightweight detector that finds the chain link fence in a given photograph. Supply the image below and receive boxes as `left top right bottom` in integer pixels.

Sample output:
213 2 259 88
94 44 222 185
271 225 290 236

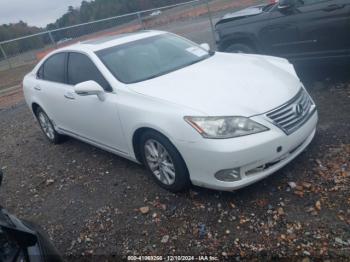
0 0 265 79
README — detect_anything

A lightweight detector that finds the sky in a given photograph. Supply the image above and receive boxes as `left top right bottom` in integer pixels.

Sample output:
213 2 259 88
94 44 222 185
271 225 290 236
0 0 86 27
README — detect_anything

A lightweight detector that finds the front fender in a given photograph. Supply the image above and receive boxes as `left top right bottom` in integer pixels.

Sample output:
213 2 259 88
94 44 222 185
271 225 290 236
115 90 204 159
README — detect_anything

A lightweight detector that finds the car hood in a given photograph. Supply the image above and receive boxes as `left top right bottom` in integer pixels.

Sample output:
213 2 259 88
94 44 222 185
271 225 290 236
129 52 301 117
221 4 265 21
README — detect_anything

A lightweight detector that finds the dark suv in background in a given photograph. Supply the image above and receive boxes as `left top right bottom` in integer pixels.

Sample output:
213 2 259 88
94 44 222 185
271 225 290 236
215 0 350 64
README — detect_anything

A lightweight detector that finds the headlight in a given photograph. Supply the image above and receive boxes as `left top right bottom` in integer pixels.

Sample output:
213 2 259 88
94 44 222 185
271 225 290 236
184 116 269 139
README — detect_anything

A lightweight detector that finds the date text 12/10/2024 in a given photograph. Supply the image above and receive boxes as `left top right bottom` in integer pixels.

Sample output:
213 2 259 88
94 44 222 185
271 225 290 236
127 255 220 261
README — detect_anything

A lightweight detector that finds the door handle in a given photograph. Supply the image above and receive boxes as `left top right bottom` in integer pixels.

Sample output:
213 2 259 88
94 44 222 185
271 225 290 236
33 85 41 91
323 4 345 12
64 92 75 100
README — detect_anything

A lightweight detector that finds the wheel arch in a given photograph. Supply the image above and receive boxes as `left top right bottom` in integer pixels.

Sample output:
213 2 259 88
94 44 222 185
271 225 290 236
220 34 259 52
31 102 55 126
132 127 166 163
31 102 41 115
131 126 181 165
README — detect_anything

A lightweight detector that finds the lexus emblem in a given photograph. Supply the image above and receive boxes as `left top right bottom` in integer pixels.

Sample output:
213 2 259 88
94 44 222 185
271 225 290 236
294 103 304 116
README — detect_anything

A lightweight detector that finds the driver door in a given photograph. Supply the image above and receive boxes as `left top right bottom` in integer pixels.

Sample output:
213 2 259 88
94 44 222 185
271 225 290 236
61 52 129 154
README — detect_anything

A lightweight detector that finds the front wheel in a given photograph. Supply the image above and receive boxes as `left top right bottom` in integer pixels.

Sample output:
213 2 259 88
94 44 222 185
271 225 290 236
140 131 191 192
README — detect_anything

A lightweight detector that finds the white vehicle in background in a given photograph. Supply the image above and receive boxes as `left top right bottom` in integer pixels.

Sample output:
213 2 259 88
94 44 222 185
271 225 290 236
23 31 317 192
56 38 73 45
150 10 162 17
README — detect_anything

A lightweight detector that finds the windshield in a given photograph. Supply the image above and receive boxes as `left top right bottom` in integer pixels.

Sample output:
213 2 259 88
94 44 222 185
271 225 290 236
96 33 211 84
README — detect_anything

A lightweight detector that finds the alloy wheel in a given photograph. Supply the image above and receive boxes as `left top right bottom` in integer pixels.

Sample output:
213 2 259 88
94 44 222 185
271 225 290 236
38 112 55 140
144 139 176 185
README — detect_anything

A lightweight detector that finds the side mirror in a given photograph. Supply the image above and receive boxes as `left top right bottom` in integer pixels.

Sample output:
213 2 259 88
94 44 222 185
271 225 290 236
278 0 295 9
74 80 105 101
200 43 210 51
0 169 3 187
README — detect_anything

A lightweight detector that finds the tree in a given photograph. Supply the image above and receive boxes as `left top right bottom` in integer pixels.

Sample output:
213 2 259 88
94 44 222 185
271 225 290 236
0 0 191 48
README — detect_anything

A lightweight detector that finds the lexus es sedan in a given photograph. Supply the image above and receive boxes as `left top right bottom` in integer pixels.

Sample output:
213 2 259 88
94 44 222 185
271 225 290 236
23 31 318 192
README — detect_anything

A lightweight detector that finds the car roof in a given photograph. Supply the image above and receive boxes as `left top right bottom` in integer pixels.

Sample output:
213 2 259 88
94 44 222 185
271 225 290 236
60 30 166 53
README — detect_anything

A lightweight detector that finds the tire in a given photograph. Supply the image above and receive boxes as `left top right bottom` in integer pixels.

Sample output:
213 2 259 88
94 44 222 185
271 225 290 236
35 107 64 144
139 130 191 192
226 43 255 54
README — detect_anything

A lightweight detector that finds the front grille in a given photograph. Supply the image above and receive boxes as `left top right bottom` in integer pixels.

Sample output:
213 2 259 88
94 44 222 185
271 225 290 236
266 88 315 135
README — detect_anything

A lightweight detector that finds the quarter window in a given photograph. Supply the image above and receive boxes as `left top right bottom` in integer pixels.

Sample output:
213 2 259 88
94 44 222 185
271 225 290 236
37 64 44 79
67 52 111 92
39 53 66 83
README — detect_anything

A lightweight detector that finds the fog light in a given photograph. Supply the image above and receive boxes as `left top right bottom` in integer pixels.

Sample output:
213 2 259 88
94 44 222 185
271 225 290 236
215 168 241 182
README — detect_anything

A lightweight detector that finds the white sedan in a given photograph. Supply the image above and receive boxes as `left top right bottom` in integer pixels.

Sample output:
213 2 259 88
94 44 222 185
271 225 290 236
23 31 318 192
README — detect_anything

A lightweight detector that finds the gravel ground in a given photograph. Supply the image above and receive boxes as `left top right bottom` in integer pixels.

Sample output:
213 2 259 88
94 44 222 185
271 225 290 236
0 64 34 90
0 64 350 261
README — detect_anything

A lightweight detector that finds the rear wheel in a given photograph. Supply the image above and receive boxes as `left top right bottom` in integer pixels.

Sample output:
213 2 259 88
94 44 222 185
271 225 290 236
140 130 191 192
35 107 64 144
226 43 255 54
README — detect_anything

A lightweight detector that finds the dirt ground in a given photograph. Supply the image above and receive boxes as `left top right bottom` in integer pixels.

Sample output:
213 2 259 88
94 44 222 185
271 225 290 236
0 89 24 109
0 64 34 90
0 64 349 260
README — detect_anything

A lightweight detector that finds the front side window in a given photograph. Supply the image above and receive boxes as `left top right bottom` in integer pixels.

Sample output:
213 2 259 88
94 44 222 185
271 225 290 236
96 33 212 84
39 53 66 83
67 52 111 92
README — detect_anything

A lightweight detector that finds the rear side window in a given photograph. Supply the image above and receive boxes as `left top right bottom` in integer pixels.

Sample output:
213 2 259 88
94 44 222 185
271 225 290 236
67 52 111 92
39 53 66 83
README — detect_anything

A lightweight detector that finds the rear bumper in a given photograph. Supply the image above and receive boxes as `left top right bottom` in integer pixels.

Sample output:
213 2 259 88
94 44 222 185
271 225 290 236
175 111 318 191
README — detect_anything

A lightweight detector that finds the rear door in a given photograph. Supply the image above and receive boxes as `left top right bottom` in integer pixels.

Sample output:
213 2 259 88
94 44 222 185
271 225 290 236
262 0 350 60
294 0 350 60
35 52 73 128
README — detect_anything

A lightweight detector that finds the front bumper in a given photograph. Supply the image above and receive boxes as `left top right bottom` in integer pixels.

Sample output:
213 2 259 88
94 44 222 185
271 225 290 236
176 110 318 191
